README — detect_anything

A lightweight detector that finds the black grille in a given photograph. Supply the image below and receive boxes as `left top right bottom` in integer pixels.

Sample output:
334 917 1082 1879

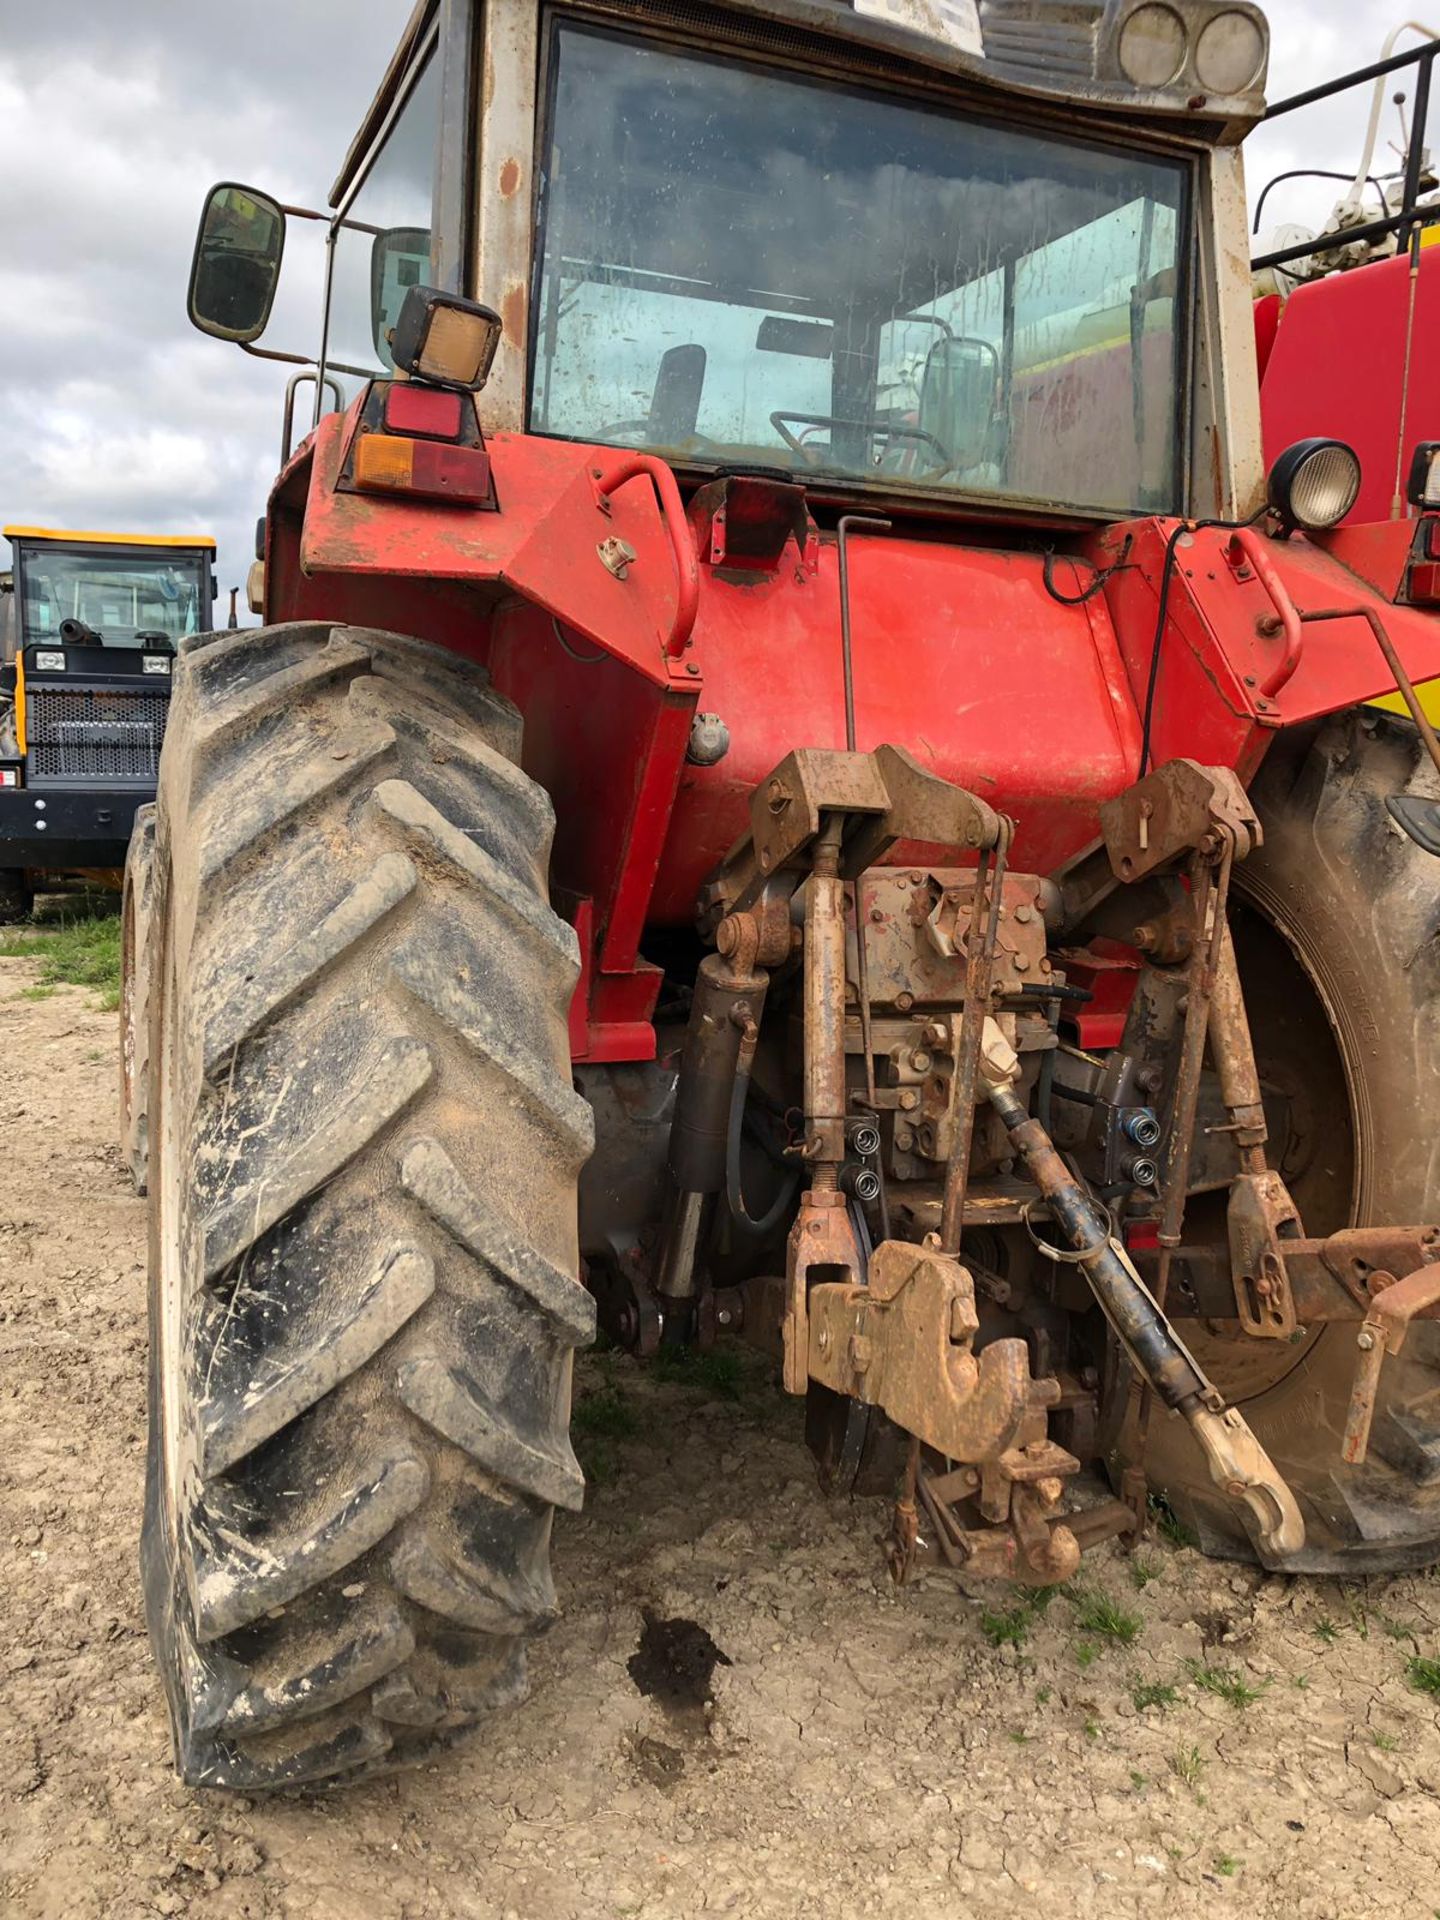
28 684 169 785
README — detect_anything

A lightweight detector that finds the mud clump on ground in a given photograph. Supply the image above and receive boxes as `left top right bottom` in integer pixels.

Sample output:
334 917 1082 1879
3 954 1440 1918
628 1610 732 1716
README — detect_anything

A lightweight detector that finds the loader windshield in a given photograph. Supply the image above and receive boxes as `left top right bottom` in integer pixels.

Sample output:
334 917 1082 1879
15 545 209 649
532 25 1188 515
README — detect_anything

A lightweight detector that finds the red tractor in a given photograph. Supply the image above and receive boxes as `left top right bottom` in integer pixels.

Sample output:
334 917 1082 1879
139 0 1440 1790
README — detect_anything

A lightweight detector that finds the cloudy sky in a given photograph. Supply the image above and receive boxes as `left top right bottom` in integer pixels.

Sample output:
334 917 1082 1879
0 0 1426 597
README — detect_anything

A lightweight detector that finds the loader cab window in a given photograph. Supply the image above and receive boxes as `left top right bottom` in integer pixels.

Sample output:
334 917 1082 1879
531 26 1188 515
15 547 209 649
326 48 440 378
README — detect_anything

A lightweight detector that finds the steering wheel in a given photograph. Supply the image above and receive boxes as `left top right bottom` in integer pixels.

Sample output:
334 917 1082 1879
595 419 727 457
768 411 954 472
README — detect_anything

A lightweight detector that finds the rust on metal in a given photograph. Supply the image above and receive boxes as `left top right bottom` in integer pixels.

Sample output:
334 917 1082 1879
1342 1261 1440 1464
1098 758 1259 885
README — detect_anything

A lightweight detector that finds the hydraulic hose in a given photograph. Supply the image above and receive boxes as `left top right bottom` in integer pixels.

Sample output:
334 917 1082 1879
725 1036 799 1238
980 1063 1304 1564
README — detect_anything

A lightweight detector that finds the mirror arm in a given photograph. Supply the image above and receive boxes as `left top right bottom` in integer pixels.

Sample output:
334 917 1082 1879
240 341 319 368
238 342 374 381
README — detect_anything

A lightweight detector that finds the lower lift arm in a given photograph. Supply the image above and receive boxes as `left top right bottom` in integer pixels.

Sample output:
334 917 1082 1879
980 1024 1305 1565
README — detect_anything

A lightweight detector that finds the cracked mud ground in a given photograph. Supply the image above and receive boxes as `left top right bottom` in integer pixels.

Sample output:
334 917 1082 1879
3 956 1440 1919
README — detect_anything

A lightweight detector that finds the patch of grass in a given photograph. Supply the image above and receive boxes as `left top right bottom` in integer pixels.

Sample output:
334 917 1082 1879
1132 1679 1177 1712
1008 1729 1031 1745
1371 1730 1400 1752
1035 1685 1052 1706
1170 1743 1206 1789
1344 1596 1371 1641
16 984 55 1001
0 911 121 1010
1148 1493 1197 1550
979 1586 1056 1650
1083 1716 1100 1740
1130 1770 1148 1791
574 1436 621 1488
1074 1641 1098 1669
571 1382 638 1441
1406 1654 1440 1697
1292 1673 1311 1691
1130 1554 1161 1590
651 1344 751 1401
1213 1854 1239 1878
1314 1616 1340 1644
1188 1661 1266 1709
1071 1589 1143 1647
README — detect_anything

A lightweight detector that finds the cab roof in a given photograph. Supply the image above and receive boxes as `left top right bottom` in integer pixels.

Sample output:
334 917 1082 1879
4 527 216 550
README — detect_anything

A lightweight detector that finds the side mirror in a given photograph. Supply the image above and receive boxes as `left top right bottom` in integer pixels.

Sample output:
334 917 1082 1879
188 183 286 343
371 227 432 367
918 336 1000 471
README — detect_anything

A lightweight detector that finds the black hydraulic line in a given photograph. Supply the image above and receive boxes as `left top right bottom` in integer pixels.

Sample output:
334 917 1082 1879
725 1040 799 1237
988 1083 1207 1412
1252 168 1392 236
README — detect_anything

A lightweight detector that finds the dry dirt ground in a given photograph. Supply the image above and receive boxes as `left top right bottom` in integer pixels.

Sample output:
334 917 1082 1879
4 955 1440 1918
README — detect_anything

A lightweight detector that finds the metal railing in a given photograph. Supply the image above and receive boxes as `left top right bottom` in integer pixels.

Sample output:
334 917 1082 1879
1251 37 1440 273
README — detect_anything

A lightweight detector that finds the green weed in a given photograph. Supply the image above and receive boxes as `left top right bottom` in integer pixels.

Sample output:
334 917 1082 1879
1213 1855 1239 1878
652 1344 751 1400
571 1382 638 1441
1148 1493 1197 1550
1130 1554 1161 1590
1188 1661 1266 1709
1406 1655 1440 1697
0 911 121 1010
1170 1744 1206 1789
1132 1680 1177 1712
1072 1589 1143 1646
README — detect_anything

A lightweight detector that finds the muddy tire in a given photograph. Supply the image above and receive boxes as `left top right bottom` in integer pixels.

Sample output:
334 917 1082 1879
1134 708 1440 1571
140 621 595 1790
0 868 32 922
120 806 157 1192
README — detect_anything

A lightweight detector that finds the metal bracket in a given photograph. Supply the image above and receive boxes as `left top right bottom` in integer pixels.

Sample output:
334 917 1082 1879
804 1237 1034 1463
1227 1170 1302 1339
1098 758 1260 885
705 744 1001 918
1342 1263 1440 1465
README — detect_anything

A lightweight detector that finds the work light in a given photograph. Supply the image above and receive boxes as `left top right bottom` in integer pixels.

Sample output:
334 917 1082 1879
390 286 504 392
1267 438 1362 533
1407 442 1440 510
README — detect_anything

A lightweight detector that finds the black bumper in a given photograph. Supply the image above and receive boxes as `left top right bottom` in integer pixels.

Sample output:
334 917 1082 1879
0 785 152 870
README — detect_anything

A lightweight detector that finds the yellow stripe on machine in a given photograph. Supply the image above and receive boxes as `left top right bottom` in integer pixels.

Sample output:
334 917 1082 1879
1369 680 1440 724
14 653 24 756
3 526 216 549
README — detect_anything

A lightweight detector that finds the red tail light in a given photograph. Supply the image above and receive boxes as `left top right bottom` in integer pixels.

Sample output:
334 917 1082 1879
383 382 465 441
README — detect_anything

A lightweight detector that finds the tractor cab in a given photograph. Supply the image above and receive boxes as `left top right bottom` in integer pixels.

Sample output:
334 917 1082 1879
0 527 215 916
187 0 1273 549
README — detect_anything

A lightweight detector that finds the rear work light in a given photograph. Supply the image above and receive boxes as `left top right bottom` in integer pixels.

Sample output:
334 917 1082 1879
0 767 19 788
390 285 503 392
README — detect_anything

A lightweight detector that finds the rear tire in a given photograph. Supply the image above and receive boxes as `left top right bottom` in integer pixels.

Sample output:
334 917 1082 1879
1133 709 1440 1570
141 622 595 1789
121 806 156 1192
